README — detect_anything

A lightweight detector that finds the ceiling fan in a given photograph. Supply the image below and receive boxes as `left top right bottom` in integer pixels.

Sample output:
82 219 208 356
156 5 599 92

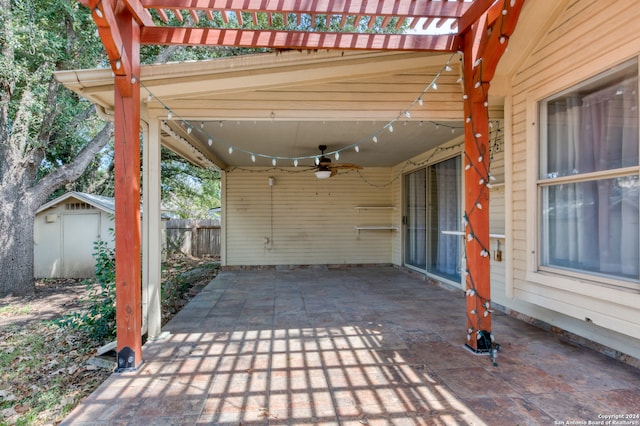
314 145 363 179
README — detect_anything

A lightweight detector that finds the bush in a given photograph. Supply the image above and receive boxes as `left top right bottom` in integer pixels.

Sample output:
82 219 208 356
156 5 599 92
55 240 116 343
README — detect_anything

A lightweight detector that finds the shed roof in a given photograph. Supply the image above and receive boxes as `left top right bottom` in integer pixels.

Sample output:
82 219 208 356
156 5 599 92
37 192 116 215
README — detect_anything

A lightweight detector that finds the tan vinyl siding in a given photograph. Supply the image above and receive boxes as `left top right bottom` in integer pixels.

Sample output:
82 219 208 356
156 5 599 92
224 167 396 266
506 0 640 358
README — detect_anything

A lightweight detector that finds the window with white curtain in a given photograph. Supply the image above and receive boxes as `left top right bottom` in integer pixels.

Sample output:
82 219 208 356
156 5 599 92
538 58 639 283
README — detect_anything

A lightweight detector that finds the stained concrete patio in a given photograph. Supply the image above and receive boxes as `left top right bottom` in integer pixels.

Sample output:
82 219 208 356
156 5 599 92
62 266 640 425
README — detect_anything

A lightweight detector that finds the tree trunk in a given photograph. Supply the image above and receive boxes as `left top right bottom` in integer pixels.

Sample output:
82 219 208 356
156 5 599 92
0 191 37 295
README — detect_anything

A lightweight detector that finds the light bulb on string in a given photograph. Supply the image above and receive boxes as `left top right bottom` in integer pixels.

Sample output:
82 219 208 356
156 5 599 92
388 124 394 133
432 82 438 90
475 133 482 138
272 158 277 166
315 157 320 165
294 159 299 167
208 137 213 146
187 126 192 134
147 93 153 102
219 121 224 127
335 152 340 160
476 202 483 210
445 65 452 72
167 111 173 119
372 135 378 143
228 146 233 154
478 155 483 162
467 233 474 242
354 145 360 153
404 111 411 118
251 154 256 162
200 122 205 128
418 97 423 106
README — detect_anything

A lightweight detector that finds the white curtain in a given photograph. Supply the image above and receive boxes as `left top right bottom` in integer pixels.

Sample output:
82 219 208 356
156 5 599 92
433 157 460 277
544 76 639 279
405 169 426 269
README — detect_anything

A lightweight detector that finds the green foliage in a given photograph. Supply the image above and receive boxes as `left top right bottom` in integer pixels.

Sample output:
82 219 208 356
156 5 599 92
55 240 116 343
161 147 221 218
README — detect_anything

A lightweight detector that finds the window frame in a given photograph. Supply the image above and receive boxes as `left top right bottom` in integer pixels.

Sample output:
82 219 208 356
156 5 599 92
529 57 640 291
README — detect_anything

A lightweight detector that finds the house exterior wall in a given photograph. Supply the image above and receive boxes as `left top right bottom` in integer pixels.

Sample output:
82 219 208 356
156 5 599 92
223 167 396 266
505 0 640 359
34 201 114 278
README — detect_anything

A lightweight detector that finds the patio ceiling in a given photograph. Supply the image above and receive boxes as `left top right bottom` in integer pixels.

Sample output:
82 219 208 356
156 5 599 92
57 49 503 169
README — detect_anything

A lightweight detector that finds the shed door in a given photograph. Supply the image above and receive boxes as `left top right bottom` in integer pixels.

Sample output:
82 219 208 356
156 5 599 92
63 213 100 278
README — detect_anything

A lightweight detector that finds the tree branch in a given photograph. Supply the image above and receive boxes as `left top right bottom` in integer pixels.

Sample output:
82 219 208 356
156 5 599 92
31 121 114 206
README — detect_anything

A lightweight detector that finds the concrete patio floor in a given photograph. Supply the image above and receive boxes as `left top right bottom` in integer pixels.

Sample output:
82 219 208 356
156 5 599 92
62 266 640 425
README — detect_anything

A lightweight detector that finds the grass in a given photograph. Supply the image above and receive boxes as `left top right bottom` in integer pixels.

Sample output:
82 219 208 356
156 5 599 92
0 305 32 316
0 322 109 425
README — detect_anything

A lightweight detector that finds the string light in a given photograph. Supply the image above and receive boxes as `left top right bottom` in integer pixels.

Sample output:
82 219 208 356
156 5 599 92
139 52 462 166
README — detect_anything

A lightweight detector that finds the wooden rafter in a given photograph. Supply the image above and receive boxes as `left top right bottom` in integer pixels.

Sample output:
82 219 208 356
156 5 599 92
80 0 498 58
140 27 460 51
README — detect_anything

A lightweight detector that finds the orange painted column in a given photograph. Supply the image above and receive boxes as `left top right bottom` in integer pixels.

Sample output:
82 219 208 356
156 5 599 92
462 34 493 354
113 7 142 371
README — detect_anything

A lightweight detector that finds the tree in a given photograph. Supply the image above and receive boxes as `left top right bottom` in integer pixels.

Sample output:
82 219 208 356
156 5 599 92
0 0 113 294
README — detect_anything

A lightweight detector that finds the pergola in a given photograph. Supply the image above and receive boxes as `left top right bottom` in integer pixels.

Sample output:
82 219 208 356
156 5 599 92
79 0 524 370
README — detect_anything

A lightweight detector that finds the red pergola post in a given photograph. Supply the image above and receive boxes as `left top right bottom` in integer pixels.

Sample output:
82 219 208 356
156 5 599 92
460 0 525 355
461 36 493 352
112 5 143 371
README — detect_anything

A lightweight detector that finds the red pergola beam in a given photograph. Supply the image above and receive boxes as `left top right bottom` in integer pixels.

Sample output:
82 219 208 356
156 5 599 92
139 0 473 18
140 26 460 51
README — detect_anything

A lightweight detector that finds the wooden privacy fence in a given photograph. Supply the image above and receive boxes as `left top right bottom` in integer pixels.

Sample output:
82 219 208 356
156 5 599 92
165 219 221 258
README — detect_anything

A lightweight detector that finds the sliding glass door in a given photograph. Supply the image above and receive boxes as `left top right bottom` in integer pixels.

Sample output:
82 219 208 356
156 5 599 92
404 156 462 283
404 169 427 269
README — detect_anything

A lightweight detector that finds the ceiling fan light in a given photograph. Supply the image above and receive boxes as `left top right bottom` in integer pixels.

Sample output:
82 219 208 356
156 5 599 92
315 170 332 179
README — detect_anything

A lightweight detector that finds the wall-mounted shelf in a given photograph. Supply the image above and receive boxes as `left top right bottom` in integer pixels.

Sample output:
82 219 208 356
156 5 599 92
355 225 399 235
355 226 399 231
354 206 397 211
